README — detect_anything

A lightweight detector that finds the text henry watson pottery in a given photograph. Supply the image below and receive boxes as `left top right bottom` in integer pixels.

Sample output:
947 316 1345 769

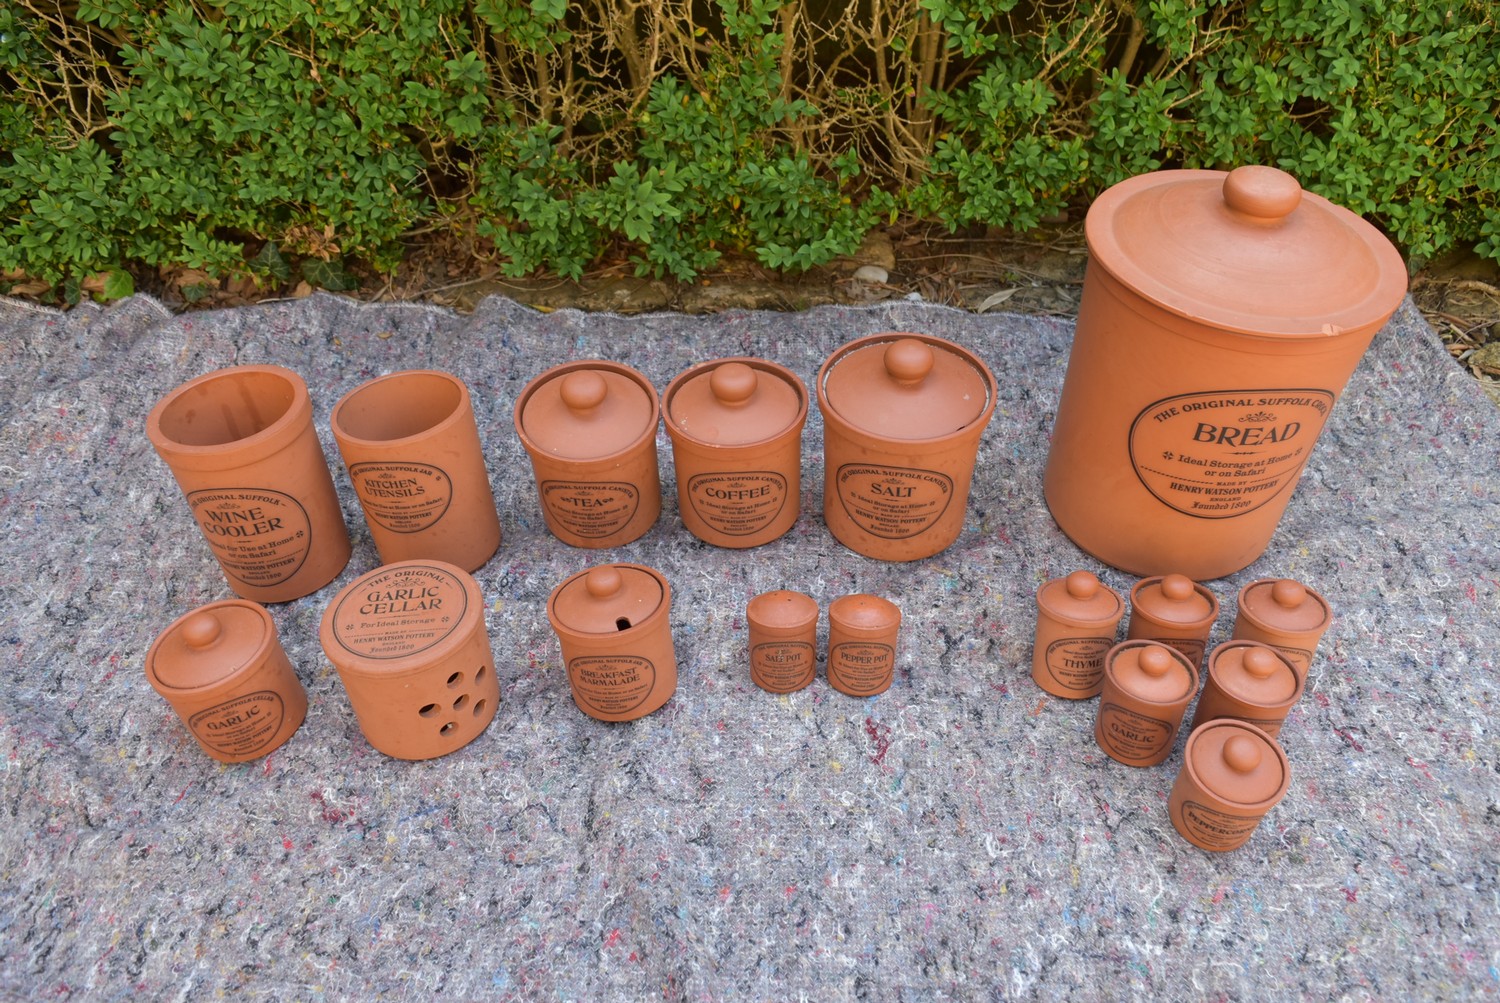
147 365 351 603
1169 719 1291 851
1043 165 1408 580
817 334 997 561
514 361 662 548
1031 570 1125 699
663 358 808 548
330 370 501 572
547 564 677 722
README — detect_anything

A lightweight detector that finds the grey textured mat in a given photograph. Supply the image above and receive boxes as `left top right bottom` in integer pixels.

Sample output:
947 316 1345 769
1 293 1496 1000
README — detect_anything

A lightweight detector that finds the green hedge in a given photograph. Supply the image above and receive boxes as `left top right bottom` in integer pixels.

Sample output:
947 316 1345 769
3 0 1497 298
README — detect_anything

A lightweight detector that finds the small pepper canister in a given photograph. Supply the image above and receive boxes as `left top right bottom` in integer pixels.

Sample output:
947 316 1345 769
147 365 351 603
547 564 677 722
1190 640 1304 738
1031 570 1125 699
1169 720 1291 851
663 358 808 548
1095 641 1199 767
320 560 499 760
746 590 819 693
330 370 501 572
817 334 997 561
144 599 308 763
1232 578 1331 682
1126 574 1219 670
514 361 662 548
826 594 902 697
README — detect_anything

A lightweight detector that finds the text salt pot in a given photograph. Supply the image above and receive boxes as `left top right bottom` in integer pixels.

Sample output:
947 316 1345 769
1232 578 1331 682
547 564 677 722
1126 573 1219 671
1170 720 1290 851
747 590 820 693
1095 641 1198 767
1031 570 1125 699
1190 640 1304 738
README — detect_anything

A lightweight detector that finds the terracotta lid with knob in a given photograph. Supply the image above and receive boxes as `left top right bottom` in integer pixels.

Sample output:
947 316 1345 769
151 603 274 690
1237 578 1331 635
1182 720 1290 810
1211 641 1299 706
820 335 990 440
1086 165 1408 339
1131 574 1217 627
666 359 804 446
1108 642 1196 705
517 364 657 459
1037 570 1124 629
549 564 668 634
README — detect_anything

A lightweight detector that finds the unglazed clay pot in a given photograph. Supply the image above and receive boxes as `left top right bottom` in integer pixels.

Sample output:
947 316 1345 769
1043 166 1408 579
826 594 902 697
663 358 808 548
747 590 819 693
331 370 500 572
1169 720 1290 851
1031 570 1125 699
320 560 499 760
817 334 997 561
1232 578 1331 682
547 564 677 722
514 361 662 548
1126 574 1219 671
144 599 307 763
1190 640 1304 738
147 365 351 603
1094 641 1199 767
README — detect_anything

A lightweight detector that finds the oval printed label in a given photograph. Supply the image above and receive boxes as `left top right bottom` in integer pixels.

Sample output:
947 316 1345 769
1179 800 1262 850
834 464 953 540
187 488 311 588
330 563 467 660
1043 637 1113 693
569 655 656 716
687 471 787 537
541 481 640 539
188 690 286 757
348 461 453 533
1097 703 1174 763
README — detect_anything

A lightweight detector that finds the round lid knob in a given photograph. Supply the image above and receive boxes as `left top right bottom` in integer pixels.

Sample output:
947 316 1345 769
819 333 994 441
1161 574 1195 602
710 362 757 404
1139 645 1173 678
665 358 805 446
1272 579 1308 609
586 565 624 599
1036 570 1124 628
1222 166 1302 221
1243 647 1278 679
1222 734 1263 773
1066 570 1098 600
517 362 658 460
182 611 224 649
884 339 934 384
560 370 608 411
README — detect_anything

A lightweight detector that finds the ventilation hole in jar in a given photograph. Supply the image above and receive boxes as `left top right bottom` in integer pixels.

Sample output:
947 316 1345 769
453 694 470 712
439 721 457 736
475 665 487 683
446 671 463 687
418 703 439 718
473 699 487 717
615 617 632 631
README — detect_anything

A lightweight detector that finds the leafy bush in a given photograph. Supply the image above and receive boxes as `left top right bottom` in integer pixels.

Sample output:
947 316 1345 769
2 0 1496 300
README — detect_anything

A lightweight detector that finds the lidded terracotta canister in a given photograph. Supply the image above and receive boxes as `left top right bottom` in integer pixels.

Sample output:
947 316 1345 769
147 365 351 603
320 560 499 760
1126 574 1219 670
1190 640 1304 738
817 334 997 561
514 361 662 548
826 594 902 697
1232 578 1331 682
1094 641 1199 767
1043 165 1409 580
330 370 500 572
547 563 677 722
1169 720 1291 851
144 599 307 762
747 590 819 693
663 358 808 548
1031 570 1125 699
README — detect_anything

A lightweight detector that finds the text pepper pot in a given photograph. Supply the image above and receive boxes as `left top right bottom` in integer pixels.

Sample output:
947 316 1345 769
817 333 997 561
514 361 662 548
547 563 677 722
147 365 351 603
1043 166 1408 580
663 358 808 548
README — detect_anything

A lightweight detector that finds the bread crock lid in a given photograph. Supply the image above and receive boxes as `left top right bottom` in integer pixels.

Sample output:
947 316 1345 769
549 564 668 634
666 359 805 446
1086 166 1408 338
1210 641 1299 705
518 362 657 460
820 334 991 440
1037 570 1124 628
320 560 480 673
1238 578 1331 633
1132 574 1218 626
1108 642 1195 704
1185 720 1291 808
148 600 272 690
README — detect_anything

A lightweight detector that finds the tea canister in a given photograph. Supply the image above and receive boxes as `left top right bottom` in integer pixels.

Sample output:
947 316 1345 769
1232 577 1331 682
547 564 677 722
1190 640 1304 738
1031 569 1125 699
663 358 808 548
514 361 662 548
1169 720 1291 851
1094 641 1198 767
1043 165 1408 580
1126 574 1219 671
818 334 996 561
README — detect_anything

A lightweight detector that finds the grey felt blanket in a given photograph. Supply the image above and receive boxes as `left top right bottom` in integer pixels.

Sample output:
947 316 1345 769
1 292 1496 1000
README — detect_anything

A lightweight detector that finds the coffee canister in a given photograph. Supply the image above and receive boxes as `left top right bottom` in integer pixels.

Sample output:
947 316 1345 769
320 560 499 760
1094 641 1198 767
663 358 808 548
1169 720 1291 851
1043 166 1409 579
514 361 662 548
1126 574 1219 671
147 365 351 603
145 599 308 762
817 334 996 561
547 564 677 722
1232 578 1331 682
1190 640 1304 738
1031 570 1125 699
746 590 820 693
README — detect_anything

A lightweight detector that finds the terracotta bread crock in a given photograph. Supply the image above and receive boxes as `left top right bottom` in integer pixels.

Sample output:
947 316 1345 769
826 594 902 697
817 334 997 561
1190 640 1304 738
663 358 808 548
320 560 499 760
1031 570 1125 699
1044 165 1409 579
330 370 501 572
1170 720 1291 851
747 590 819 694
1232 577 1331 682
547 563 677 722
145 599 307 763
514 361 662 548
147 365 351 603
1126 573 1219 671
1094 640 1199 767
